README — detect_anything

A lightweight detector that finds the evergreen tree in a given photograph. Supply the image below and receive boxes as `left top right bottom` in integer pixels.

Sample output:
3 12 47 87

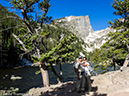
0 0 77 86
100 0 129 68
0 4 23 67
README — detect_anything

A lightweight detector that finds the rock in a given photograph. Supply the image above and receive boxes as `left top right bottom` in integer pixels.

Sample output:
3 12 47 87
86 27 115 52
91 67 129 95
54 15 116 52
54 15 93 41
10 75 22 80
27 82 76 96
26 67 129 96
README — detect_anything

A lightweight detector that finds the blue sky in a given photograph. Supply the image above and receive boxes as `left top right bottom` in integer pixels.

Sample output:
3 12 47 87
0 0 118 31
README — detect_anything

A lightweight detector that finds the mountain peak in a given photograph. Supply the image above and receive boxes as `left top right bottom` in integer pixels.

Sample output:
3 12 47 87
54 15 93 41
53 15 115 52
65 15 89 22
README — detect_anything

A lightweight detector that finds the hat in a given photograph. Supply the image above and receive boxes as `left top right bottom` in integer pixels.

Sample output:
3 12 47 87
78 56 82 59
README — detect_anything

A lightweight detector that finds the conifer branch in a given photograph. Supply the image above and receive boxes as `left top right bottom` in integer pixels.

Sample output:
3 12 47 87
0 25 24 33
25 0 40 10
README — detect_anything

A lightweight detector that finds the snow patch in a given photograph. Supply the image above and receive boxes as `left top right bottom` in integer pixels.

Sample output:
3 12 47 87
67 16 72 22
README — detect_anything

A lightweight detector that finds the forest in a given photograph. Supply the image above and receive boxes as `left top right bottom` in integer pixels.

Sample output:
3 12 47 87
0 0 129 89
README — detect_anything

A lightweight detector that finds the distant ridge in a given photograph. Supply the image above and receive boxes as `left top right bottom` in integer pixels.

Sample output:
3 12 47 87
53 15 115 52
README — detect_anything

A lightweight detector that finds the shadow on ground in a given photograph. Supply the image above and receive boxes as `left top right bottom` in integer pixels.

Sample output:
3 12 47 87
39 81 107 96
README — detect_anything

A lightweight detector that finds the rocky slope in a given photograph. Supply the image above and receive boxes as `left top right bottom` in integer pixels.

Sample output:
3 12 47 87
54 15 94 41
25 67 129 96
91 67 129 96
86 27 115 52
54 15 115 52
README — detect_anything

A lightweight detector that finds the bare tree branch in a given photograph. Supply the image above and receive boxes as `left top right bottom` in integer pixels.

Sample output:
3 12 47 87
25 0 40 10
12 33 27 51
23 19 34 33
23 32 32 38
41 37 47 53
19 48 34 60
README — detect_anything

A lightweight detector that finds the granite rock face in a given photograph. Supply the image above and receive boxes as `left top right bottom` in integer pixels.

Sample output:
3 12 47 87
91 67 129 96
54 15 94 41
86 27 115 52
54 16 116 52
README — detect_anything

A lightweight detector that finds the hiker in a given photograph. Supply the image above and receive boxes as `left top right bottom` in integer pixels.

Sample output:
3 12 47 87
77 57 93 77
75 56 87 92
81 57 91 77
75 56 92 92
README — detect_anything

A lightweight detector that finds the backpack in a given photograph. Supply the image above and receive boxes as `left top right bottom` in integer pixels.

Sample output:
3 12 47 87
73 62 80 73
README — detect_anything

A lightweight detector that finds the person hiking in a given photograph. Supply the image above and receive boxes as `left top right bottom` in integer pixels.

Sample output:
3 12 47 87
81 57 91 77
75 56 86 92
75 56 92 92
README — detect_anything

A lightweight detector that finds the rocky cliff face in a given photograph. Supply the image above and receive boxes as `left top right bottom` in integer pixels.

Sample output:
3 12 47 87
54 15 116 52
86 27 115 52
54 15 94 41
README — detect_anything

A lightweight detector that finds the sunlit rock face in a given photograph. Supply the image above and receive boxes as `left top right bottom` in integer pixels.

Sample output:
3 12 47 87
85 27 115 52
54 15 94 40
54 15 115 52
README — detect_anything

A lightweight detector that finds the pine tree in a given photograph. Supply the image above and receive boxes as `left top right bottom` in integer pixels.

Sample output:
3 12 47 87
0 4 23 67
101 0 129 68
0 0 77 86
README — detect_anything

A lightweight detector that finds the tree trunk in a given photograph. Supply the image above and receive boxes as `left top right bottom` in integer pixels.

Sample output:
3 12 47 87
40 64 49 87
120 53 129 71
113 62 116 71
50 62 62 83
113 58 116 71
0 34 3 67
120 44 129 71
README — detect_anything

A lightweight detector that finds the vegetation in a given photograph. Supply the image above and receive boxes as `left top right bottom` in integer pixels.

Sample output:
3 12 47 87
0 87 19 95
0 0 86 86
89 0 129 71
1 0 129 89
0 4 24 67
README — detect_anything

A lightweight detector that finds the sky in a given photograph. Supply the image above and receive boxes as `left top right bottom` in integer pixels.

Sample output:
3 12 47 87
0 0 118 31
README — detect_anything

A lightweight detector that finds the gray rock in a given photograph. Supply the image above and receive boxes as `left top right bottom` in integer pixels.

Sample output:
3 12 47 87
54 15 93 41
54 16 116 52
91 67 129 95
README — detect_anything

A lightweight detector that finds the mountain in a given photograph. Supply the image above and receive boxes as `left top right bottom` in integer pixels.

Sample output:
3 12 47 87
86 27 115 52
54 15 115 52
53 15 94 41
